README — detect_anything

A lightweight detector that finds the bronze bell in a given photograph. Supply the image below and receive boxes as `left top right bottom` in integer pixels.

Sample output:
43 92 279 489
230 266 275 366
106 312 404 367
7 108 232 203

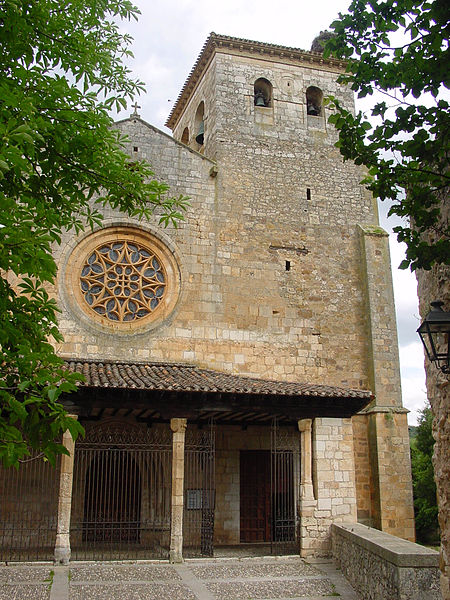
307 102 320 116
255 91 266 107
196 121 204 145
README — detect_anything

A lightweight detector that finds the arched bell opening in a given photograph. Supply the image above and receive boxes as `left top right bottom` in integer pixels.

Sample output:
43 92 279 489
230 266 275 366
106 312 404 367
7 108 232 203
254 78 273 108
306 86 323 116
194 102 205 147
181 126 189 145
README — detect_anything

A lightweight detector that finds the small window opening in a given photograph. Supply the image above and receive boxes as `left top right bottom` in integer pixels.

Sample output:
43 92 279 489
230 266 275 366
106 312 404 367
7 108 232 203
133 146 138 152
306 86 323 116
285 261 291 271
181 127 189 145
306 188 311 200
254 78 273 108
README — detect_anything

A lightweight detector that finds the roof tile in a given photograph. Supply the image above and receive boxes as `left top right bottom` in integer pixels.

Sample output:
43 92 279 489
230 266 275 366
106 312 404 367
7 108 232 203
64 359 372 401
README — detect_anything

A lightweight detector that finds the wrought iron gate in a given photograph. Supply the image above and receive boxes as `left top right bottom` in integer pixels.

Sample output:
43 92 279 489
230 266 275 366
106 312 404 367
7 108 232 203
71 421 172 560
270 419 300 555
0 455 61 561
183 422 215 557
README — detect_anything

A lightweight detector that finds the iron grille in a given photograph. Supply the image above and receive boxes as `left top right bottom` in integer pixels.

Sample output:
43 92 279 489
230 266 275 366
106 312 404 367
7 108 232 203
271 419 300 555
183 421 215 557
0 454 60 561
71 421 172 560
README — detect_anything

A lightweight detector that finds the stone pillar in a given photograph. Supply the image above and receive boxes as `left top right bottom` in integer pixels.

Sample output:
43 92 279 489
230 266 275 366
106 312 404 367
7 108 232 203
367 408 416 541
169 418 187 563
359 225 415 541
54 418 77 564
298 419 317 557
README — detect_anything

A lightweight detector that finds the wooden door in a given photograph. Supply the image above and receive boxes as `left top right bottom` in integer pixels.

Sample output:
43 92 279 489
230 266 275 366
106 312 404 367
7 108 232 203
240 450 271 542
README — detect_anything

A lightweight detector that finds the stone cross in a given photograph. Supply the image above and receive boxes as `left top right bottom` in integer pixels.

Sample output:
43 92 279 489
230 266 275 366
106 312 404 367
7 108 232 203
131 102 141 116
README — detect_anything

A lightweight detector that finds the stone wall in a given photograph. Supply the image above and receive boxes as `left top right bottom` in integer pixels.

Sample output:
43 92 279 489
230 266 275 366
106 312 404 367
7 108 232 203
332 522 440 600
51 37 414 546
415 195 450 599
55 48 403 395
300 417 357 556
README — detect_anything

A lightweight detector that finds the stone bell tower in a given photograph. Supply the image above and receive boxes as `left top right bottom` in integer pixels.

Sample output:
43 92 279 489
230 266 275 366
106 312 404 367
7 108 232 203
166 33 415 542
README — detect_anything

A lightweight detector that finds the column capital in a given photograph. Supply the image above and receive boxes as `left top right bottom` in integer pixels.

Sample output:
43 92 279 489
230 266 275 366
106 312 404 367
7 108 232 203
298 418 312 433
170 418 187 434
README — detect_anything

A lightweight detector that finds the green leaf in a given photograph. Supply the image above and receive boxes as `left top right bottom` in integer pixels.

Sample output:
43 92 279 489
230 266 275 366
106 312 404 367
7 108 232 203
399 260 410 270
327 0 449 271
0 0 188 466
9 397 28 421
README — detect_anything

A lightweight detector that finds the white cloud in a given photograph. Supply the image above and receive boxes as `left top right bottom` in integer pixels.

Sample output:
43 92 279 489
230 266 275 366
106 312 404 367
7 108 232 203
399 342 425 371
401 376 428 425
117 0 353 128
398 342 428 424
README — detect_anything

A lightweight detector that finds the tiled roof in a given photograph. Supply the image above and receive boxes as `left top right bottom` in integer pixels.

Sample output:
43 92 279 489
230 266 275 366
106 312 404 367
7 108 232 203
64 359 372 400
165 32 346 130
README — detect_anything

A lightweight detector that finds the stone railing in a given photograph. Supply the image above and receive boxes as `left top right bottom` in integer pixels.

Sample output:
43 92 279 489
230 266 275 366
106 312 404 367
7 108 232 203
332 523 440 600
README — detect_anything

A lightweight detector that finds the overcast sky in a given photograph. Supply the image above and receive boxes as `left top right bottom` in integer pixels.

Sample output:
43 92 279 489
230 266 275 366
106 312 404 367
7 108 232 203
115 0 427 424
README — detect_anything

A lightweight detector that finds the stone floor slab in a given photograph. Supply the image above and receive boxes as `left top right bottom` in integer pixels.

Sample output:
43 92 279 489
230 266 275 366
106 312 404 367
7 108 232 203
0 566 53 583
191 561 320 580
69 563 180 581
0 556 361 599
0 584 50 600
69 582 196 600
206 579 335 599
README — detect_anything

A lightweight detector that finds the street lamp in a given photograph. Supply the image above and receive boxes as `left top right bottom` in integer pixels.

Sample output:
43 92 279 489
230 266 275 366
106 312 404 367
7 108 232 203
417 300 450 374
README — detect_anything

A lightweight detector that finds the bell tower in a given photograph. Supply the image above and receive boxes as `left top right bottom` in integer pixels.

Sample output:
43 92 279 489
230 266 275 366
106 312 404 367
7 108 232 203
166 33 354 161
166 33 415 543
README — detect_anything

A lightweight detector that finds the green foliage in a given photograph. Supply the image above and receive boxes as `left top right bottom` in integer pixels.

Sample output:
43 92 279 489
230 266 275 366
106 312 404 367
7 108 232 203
410 404 439 542
0 0 188 467
324 0 449 271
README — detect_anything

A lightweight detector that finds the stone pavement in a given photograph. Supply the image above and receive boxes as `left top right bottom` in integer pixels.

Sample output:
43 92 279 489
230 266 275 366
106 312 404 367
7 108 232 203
0 556 360 600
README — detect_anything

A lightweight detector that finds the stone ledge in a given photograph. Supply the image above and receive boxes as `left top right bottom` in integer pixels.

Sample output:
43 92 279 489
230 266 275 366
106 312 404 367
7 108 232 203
333 523 439 568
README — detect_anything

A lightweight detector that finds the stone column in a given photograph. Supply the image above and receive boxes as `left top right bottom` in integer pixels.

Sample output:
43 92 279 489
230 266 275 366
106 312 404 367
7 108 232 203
169 418 187 563
298 419 317 557
54 418 77 564
298 419 315 503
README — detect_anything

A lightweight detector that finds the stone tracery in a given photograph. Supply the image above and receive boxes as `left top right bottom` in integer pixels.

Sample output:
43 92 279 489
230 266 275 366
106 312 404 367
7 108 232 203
79 240 166 322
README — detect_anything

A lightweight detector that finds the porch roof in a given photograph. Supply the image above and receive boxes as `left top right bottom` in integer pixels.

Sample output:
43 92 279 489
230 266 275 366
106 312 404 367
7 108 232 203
63 359 372 423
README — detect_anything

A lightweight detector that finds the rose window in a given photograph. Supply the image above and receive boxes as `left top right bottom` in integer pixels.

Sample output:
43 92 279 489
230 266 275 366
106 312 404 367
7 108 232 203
79 240 166 322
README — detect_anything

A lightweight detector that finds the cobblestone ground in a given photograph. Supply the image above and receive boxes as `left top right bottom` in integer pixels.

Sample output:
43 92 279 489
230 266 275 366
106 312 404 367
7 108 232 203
0 557 360 600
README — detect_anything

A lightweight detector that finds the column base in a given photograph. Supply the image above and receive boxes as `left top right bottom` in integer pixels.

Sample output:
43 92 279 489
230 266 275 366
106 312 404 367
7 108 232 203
299 497 317 518
169 550 183 563
54 534 71 565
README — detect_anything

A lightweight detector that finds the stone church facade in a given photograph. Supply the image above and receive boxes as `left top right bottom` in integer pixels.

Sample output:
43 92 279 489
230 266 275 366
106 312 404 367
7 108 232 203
0 34 415 563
